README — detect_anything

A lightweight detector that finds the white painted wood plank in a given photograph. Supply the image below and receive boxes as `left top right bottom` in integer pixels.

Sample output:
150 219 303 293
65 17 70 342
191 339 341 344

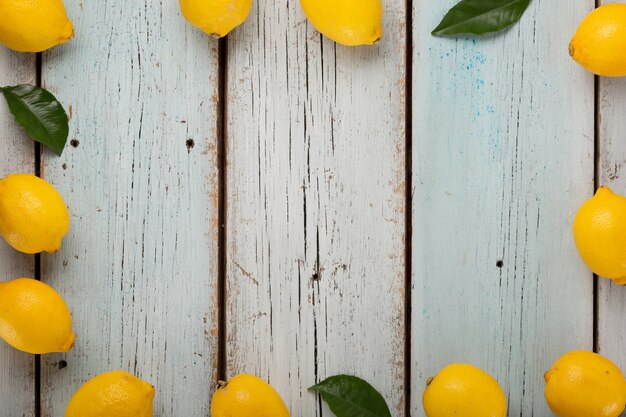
0 50 36 417
38 3 220 415
597 0 626 384
412 1 595 415
226 2 406 415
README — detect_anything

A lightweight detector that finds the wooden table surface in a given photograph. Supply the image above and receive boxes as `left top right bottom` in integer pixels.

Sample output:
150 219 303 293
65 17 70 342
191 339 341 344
1 0 624 416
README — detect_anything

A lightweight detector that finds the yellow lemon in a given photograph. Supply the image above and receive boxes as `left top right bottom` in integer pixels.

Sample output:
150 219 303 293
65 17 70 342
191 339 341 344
569 4 626 77
65 370 154 417
211 374 290 417
300 0 382 46
573 186 626 284
422 364 506 417
0 174 70 254
0 0 73 52
545 351 626 417
179 0 253 38
0 278 75 354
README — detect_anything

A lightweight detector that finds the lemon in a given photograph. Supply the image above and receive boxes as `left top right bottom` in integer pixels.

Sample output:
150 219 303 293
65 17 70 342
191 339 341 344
545 351 626 417
300 0 382 46
569 4 626 77
0 174 70 254
179 0 252 38
573 186 626 284
422 364 506 417
0 0 73 52
65 370 155 417
0 278 75 354
211 374 290 417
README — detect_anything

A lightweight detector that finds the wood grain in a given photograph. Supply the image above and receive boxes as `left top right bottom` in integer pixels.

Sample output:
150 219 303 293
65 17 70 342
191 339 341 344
596 0 626 376
411 1 595 415
226 1 407 415
38 2 220 415
0 49 36 417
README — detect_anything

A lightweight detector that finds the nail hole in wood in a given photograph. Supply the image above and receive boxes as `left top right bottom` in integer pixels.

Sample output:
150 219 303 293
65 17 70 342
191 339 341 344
311 273 321 282
496 260 504 268
186 139 195 150
70 139 80 148
58 360 67 369
62 163 67 170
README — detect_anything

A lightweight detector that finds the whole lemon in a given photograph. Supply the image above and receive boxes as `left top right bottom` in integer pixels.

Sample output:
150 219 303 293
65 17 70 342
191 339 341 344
545 351 626 417
422 364 506 417
179 0 253 38
0 0 73 52
300 0 382 46
569 4 626 77
573 186 626 284
65 370 155 417
0 278 75 354
211 374 290 417
0 174 70 254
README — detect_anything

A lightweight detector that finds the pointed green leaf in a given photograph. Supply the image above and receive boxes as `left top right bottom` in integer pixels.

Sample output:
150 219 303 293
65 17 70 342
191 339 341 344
309 375 392 417
432 0 531 36
1 84 69 156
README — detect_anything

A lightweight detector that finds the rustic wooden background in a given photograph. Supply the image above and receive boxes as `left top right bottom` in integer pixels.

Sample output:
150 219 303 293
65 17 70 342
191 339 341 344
0 0 623 415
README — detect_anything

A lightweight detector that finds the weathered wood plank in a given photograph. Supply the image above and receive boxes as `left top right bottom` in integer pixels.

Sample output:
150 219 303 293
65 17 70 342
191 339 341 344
226 2 406 415
0 49 36 417
596 0 626 376
411 1 595 415
39 3 220 415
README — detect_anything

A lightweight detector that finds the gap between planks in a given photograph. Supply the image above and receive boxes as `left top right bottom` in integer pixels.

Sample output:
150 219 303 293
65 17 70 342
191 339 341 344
592 0 600 352
404 0 414 415
217 36 229 384
35 50 42 417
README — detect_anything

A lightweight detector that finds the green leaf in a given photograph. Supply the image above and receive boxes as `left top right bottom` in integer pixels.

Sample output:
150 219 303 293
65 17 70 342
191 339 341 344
309 375 392 417
1 84 69 156
432 0 531 36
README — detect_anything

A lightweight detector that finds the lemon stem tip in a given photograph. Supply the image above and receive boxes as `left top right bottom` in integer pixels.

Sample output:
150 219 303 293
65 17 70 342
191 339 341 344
61 332 76 352
613 276 626 286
